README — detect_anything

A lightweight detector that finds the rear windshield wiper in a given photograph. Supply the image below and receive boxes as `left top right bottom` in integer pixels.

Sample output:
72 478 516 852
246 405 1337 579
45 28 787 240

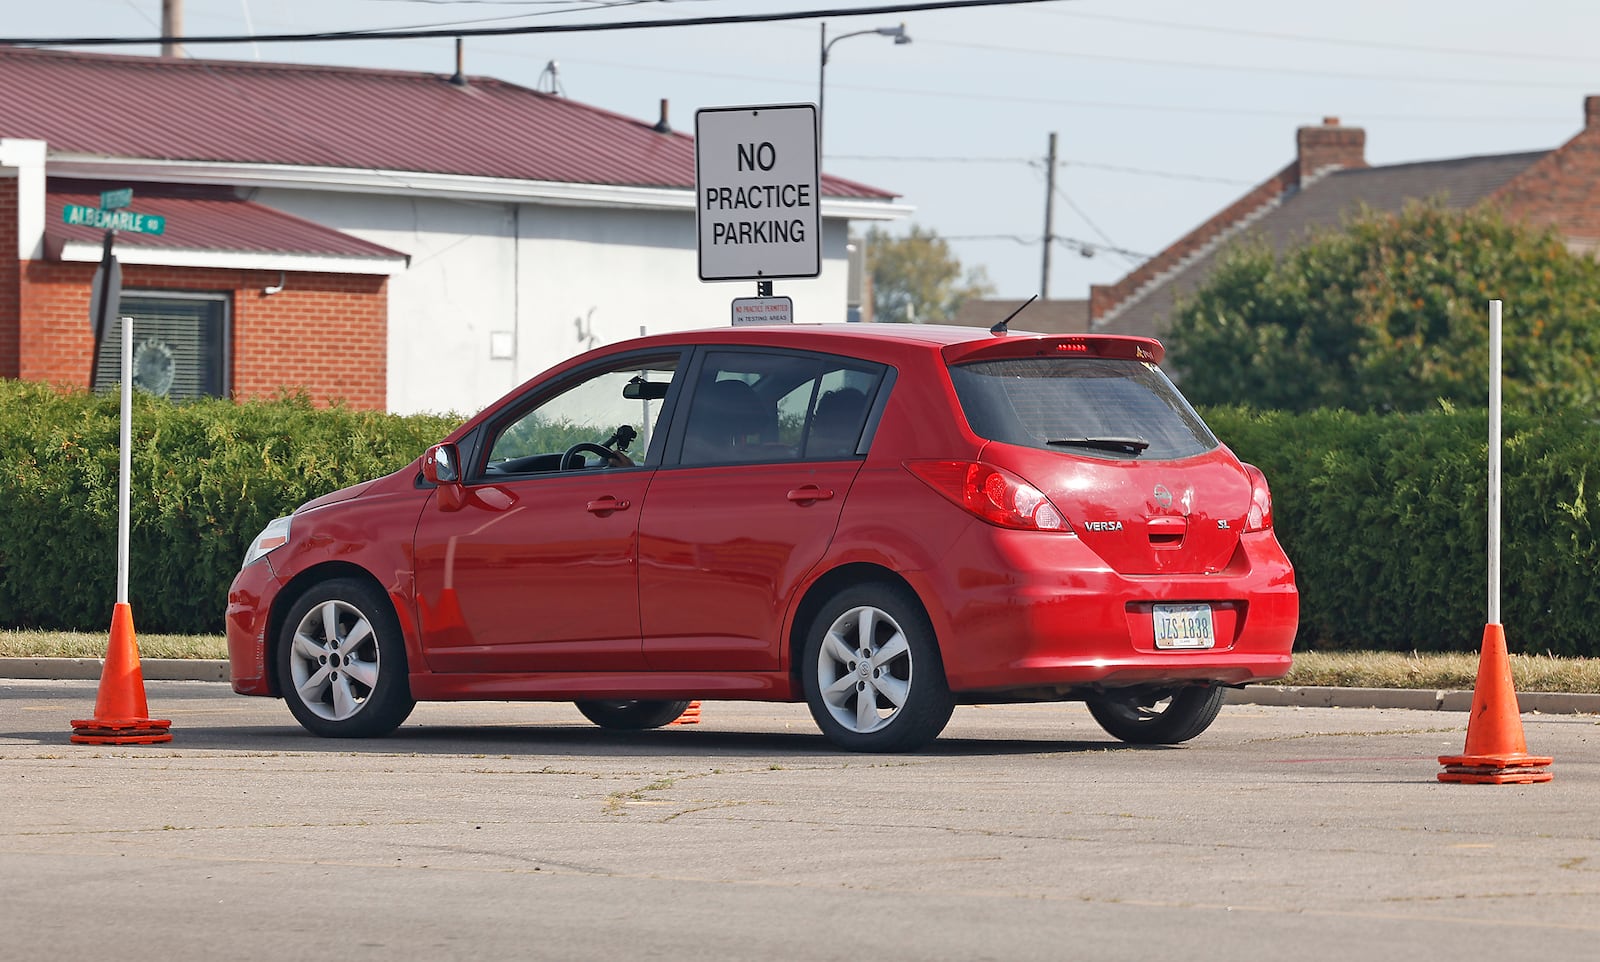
1046 436 1150 455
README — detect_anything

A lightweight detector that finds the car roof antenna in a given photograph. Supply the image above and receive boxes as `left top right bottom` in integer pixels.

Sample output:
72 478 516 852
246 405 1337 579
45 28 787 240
990 294 1039 335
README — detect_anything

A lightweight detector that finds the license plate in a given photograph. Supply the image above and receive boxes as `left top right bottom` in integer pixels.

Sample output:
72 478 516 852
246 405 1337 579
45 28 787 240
1153 604 1216 649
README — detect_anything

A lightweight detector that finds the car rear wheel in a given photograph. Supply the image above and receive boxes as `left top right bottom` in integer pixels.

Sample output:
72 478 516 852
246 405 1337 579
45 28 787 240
277 578 415 738
1085 685 1225 745
802 584 955 752
574 699 693 730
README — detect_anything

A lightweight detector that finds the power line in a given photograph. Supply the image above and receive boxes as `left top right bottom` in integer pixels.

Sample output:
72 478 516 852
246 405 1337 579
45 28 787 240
1040 8 1600 67
1 0 1063 46
829 153 1254 185
536 45 1573 126
1065 161 1251 186
336 0 712 34
1052 184 1137 264
920 36 1596 91
943 233 1147 261
828 154 1037 164
822 77 1567 124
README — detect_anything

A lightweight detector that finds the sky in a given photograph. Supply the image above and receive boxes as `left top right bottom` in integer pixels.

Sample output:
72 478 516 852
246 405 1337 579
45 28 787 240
7 0 1600 303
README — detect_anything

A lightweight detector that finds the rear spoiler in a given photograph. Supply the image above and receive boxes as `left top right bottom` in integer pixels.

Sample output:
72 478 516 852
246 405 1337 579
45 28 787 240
941 333 1164 366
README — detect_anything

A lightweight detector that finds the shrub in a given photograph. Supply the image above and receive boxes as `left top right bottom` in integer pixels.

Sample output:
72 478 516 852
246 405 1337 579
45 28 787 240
4 379 1597 655
0 380 462 633
1206 403 1600 656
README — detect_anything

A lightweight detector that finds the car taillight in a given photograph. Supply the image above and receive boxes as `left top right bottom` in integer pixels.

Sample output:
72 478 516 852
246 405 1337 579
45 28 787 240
905 460 1071 532
1243 463 1273 532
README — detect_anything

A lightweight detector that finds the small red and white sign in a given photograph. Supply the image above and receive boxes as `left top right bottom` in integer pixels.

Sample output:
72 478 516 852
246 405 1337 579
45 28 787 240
731 296 794 325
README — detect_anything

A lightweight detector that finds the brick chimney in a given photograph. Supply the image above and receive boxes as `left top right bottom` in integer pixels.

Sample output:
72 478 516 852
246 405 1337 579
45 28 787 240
1296 116 1367 181
1586 95 1600 129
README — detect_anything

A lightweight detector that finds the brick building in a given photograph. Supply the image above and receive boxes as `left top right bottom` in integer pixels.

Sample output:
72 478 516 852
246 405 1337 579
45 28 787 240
1 166 403 407
1 47 906 412
1089 95 1600 339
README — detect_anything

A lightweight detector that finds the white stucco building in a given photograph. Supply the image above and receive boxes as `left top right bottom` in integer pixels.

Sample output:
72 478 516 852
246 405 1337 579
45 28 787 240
1 47 910 414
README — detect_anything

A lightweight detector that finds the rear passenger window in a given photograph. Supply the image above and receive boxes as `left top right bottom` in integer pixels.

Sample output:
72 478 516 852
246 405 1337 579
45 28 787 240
677 351 885 465
948 357 1217 460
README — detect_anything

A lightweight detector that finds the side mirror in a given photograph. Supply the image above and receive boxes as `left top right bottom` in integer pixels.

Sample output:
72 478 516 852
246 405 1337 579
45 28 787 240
421 443 460 485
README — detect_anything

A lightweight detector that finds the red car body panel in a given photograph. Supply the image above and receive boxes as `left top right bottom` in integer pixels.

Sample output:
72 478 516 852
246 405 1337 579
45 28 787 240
412 472 653 673
637 461 863 672
227 323 1297 718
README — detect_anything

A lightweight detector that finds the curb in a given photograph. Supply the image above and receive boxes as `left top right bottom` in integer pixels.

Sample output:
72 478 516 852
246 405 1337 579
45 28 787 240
1226 685 1600 715
5 659 1599 714
0 657 230 683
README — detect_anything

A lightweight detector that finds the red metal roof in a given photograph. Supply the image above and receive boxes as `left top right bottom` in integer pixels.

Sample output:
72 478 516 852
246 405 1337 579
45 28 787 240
0 46 894 200
45 179 406 260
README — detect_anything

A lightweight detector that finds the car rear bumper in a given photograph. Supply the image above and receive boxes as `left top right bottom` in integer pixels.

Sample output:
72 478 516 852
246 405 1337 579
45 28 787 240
908 527 1299 695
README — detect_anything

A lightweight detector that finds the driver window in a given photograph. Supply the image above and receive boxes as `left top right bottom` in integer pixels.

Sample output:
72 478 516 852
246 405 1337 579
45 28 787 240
485 356 679 475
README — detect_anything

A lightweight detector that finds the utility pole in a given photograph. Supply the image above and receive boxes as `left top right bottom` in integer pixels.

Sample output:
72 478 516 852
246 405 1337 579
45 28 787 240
162 0 184 58
1041 132 1057 300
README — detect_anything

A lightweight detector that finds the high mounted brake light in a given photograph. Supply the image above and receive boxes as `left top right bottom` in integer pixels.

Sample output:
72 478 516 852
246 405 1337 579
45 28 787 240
944 334 1163 365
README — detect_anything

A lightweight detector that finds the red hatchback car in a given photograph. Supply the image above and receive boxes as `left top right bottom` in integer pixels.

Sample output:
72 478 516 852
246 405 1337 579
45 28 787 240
227 323 1297 751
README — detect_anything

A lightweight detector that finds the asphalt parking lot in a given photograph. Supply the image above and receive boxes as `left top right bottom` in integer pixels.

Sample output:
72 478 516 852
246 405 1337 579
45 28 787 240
2 677 1596 962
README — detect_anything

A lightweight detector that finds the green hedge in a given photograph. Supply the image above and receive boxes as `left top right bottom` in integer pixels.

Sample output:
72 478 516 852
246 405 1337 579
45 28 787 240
3 379 1596 655
1205 404 1600 656
0 380 462 634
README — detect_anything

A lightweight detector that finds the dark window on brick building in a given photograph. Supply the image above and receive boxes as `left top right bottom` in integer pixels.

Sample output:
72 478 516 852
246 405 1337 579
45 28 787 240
93 292 229 400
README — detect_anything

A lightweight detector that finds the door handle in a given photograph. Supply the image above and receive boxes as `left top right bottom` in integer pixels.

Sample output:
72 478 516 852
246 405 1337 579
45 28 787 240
786 485 836 504
586 497 631 516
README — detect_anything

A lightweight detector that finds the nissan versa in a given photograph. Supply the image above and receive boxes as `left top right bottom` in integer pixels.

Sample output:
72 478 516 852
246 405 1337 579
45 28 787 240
227 323 1298 752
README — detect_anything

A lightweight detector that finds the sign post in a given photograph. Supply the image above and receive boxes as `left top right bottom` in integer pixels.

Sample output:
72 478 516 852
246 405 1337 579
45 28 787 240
695 104 819 322
1436 299 1550 784
65 187 175 744
87 233 121 389
68 313 173 745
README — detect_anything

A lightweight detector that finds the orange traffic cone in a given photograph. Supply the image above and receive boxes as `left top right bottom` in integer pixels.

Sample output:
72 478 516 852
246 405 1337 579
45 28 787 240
670 701 702 726
1437 624 1550 784
70 602 172 745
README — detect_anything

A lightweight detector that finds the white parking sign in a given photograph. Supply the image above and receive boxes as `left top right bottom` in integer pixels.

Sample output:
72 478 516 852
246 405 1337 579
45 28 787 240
695 104 820 281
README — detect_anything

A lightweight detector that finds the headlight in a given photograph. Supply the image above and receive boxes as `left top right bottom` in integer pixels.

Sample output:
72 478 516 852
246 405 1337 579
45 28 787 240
242 516 293 569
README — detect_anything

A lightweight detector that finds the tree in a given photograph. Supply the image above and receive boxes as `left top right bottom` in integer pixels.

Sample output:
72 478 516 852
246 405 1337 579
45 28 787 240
1165 202 1600 413
863 225 994 323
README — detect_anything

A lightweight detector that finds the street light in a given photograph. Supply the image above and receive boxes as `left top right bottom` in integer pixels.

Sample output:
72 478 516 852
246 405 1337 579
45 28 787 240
818 21 910 158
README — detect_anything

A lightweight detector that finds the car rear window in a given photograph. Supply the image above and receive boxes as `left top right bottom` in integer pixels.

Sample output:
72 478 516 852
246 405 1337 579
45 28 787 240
947 357 1217 460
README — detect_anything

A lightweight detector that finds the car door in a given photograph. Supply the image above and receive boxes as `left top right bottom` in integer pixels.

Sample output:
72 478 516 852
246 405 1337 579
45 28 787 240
413 353 681 673
637 349 887 671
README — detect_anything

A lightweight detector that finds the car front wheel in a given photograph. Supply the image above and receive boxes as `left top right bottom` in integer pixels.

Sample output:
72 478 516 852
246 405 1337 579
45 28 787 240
1085 685 1225 745
277 578 415 738
802 584 955 752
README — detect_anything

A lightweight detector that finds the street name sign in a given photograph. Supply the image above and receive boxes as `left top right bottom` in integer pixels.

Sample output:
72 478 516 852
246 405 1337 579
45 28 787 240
695 104 820 281
63 204 167 235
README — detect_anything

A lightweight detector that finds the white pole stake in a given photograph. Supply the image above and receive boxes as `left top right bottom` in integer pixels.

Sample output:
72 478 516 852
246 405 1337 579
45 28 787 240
117 315 133 606
1487 300 1502 626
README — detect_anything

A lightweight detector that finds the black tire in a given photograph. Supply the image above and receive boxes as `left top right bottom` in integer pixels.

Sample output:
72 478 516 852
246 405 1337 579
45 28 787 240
1085 685 1225 745
276 578 415 738
574 699 693 730
801 583 955 753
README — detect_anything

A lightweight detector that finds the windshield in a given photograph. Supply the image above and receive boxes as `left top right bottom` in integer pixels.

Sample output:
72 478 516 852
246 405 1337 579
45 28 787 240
947 357 1217 460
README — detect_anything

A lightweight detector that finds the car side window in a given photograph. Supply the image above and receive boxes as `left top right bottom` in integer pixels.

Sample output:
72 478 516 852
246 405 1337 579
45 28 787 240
678 351 883 466
800 368 879 459
483 356 679 476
